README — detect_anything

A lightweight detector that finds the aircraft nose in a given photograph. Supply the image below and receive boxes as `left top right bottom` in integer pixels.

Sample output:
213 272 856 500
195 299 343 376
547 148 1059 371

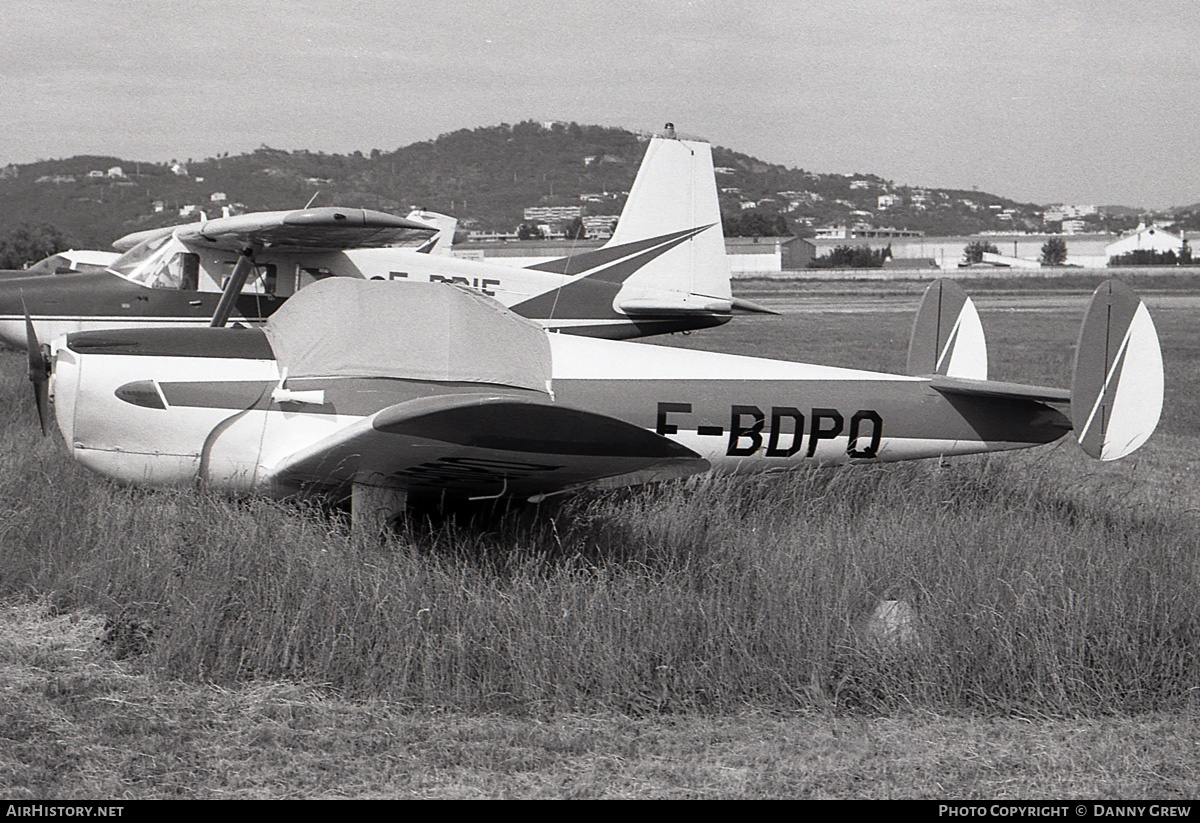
50 345 78 446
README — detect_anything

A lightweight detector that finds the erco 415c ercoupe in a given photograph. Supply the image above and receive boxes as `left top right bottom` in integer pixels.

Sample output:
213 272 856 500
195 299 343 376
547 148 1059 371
30 274 1162 531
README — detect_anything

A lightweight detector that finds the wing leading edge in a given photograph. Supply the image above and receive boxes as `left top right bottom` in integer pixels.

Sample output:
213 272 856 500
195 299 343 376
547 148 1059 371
264 393 709 500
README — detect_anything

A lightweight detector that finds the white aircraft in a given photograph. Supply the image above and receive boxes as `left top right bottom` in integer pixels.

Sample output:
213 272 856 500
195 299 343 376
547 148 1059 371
0 249 119 278
0 135 766 348
29 274 1163 532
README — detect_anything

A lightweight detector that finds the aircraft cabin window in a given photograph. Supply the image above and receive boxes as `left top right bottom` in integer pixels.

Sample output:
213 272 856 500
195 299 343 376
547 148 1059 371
297 267 334 291
109 234 175 284
150 252 200 290
258 264 278 296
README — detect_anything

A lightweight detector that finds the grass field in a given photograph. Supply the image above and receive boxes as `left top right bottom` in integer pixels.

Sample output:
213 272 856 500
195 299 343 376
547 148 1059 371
1 271 1198 798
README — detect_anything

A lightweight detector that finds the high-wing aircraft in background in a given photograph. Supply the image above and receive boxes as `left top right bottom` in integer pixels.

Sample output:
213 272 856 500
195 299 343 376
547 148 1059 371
0 135 767 348
0 249 119 279
30 275 1163 532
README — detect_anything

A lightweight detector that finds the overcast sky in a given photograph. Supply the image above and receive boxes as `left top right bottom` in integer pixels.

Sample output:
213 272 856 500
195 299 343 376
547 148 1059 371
4 0 1197 208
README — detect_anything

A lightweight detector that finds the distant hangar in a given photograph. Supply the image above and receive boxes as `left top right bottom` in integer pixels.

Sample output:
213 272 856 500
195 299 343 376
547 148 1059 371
455 224 1190 275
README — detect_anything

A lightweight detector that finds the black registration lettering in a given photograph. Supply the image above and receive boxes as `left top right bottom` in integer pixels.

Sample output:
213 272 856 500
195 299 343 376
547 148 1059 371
428 273 499 296
429 274 472 287
847 410 883 458
656 402 691 435
727 405 765 456
806 409 844 457
766 406 805 457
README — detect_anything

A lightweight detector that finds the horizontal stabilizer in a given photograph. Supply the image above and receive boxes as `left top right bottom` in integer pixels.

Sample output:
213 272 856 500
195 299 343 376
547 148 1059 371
617 291 733 316
907 279 987 379
265 393 709 499
730 296 780 315
929 375 1069 404
1070 279 1163 460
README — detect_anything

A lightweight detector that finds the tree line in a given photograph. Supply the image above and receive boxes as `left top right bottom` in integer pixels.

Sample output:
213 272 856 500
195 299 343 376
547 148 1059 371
960 238 1069 267
0 224 74 269
807 244 892 268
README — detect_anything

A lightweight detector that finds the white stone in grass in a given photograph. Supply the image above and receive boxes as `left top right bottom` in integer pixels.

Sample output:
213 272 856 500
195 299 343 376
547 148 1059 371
863 599 922 649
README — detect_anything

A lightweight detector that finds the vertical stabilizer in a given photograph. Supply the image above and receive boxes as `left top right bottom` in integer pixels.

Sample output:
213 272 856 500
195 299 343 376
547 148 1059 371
406 209 458 255
607 136 732 303
906 279 988 379
1070 279 1163 460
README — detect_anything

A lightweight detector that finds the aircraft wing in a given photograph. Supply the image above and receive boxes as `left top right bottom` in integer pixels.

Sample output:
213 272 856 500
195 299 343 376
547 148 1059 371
116 207 437 254
177 207 437 252
263 393 710 500
112 225 177 252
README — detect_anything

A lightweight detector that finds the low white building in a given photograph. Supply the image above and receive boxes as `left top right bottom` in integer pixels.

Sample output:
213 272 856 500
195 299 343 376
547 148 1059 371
523 205 583 222
581 215 618 239
1105 224 1187 260
804 233 1116 269
454 236 805 275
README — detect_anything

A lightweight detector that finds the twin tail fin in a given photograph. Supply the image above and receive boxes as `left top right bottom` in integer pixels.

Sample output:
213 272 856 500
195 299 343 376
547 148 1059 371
1070 279 1163 460
911 278 1163 461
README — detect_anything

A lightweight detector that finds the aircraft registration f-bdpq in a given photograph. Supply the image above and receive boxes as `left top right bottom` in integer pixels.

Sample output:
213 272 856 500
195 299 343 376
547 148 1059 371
33 275 1163 530
0 135 763 349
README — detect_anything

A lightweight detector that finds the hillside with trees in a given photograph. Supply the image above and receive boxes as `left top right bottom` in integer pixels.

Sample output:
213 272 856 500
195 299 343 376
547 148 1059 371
0 121 1166 257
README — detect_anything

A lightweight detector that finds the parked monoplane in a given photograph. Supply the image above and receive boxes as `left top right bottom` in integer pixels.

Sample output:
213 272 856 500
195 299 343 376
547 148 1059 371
30 275 1162 531
0 249 119 279
1 135 762 348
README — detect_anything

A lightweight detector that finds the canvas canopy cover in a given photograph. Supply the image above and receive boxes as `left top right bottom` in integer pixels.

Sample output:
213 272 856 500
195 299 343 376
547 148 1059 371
262 279 553 393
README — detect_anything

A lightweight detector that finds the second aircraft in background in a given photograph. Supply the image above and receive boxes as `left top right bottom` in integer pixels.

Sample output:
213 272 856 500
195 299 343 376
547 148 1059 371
0 134 771 348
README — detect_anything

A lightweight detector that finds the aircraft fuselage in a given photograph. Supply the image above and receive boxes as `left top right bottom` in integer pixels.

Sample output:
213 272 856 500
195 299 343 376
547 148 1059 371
0 241 729 349
48 327 1071 496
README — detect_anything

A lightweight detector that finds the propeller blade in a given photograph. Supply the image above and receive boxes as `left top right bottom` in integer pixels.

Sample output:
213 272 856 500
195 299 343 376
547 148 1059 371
33 372 50 437
22 298 51 436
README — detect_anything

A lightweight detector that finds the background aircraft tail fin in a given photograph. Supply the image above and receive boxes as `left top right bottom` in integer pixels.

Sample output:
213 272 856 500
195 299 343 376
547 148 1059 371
906 279 988 379
1069 278 1163 461
606 136 732 306
405 209 458 255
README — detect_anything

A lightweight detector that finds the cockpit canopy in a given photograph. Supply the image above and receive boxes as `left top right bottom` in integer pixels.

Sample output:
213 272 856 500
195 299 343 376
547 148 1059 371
107 232 266 293
107 232 186 288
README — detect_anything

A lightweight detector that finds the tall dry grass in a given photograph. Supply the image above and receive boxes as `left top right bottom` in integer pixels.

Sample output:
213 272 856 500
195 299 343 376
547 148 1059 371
0 283 1196 719
2 411 1197 716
